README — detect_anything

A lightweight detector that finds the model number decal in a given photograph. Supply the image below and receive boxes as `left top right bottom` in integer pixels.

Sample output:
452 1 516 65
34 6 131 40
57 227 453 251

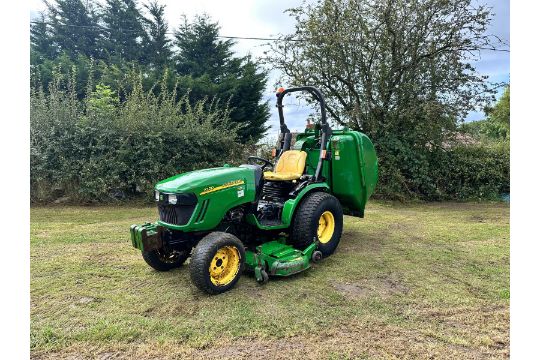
200 179 245 195
237 187 245 198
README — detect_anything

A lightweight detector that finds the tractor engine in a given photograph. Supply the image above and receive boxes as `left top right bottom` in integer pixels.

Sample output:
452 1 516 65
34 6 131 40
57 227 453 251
257 181 295 223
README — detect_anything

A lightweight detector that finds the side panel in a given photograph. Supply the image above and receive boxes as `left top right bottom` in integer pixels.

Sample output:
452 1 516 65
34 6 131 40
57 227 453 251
358 133 378 200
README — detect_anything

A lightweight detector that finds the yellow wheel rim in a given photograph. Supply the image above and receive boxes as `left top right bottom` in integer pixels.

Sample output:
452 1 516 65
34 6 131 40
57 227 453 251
317 211 335 244
209 246 241 286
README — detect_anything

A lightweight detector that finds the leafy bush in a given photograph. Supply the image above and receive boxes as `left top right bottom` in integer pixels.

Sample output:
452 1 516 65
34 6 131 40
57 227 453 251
376 142 509 201
430 143 510 200
31 73 244 203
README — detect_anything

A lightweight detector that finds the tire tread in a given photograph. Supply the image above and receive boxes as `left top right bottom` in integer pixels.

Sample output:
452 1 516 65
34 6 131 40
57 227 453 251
290 191 343 256
189 232 245 294
142 249 188 271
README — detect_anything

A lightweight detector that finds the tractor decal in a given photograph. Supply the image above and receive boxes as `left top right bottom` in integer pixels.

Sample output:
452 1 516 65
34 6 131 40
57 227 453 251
200 179 245 196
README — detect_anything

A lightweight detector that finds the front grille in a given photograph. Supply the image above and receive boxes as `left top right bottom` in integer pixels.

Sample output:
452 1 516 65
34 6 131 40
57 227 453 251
158 203 197 226
155 192 197 226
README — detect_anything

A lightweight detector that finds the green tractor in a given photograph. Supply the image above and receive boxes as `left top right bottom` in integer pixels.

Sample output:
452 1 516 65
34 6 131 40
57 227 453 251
130 86 378 294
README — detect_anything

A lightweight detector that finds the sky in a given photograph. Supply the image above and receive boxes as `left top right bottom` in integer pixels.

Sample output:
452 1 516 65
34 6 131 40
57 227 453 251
30 0 509 137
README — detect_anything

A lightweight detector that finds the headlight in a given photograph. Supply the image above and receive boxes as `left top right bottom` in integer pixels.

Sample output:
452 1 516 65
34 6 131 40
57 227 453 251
168 194 177 205
154 190 160 201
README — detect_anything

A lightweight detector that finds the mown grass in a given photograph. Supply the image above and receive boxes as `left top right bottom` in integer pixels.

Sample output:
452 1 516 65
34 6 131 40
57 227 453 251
30 202 509 359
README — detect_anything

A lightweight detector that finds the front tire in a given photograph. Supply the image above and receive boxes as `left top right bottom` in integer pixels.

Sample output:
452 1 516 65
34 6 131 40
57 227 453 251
142 248 189 271
289 192 343 257
190 232 245 295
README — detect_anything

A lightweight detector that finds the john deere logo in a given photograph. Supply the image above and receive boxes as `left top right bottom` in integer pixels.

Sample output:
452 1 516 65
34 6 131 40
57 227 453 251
200 180 245 195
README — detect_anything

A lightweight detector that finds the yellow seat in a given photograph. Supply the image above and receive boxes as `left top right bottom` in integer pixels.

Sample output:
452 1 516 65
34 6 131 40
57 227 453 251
264 150 307 181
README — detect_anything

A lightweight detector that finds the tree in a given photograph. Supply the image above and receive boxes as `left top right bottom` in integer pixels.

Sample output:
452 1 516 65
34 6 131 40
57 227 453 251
270 0 501 136
46 0 101 59
174 15 270 142
101 0 146 62
31 12 57 62
268 0 503 197
459 86 509 142
484 86 510 140
174 15 234 80
141 1 172 69
87 83 119 115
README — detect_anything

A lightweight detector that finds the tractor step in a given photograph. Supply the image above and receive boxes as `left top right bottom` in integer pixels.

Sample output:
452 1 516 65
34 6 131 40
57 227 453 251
245 240 319 284
258 219 284 227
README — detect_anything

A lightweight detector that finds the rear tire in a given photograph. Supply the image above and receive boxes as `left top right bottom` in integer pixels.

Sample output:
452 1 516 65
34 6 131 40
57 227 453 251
190 232 245 295
289 192 343 257
142 248 189 271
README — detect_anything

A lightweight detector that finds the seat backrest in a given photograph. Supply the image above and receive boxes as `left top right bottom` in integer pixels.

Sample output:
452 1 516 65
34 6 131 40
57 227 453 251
274 150 307 175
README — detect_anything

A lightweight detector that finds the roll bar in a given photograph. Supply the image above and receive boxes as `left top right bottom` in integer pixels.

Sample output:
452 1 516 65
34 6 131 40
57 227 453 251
275 86 331 181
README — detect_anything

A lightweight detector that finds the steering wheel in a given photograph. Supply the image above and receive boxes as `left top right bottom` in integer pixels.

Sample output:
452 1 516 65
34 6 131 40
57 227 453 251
247 156 273 171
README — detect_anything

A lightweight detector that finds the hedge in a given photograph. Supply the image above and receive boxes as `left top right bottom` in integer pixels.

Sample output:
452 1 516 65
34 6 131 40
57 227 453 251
30 79 244 203
376 141 509 201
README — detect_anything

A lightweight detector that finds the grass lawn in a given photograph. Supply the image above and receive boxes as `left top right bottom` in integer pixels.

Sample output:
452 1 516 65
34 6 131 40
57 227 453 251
30 201 509 359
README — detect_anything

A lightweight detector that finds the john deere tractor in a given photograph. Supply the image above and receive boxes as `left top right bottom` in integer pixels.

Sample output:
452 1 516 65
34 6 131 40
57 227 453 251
130 86 378 294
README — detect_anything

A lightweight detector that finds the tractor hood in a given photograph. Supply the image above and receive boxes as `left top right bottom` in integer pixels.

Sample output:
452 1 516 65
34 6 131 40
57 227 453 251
155 166 257 202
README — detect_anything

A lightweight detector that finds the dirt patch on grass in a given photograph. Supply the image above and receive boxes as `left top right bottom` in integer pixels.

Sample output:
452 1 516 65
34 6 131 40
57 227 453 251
468 214 487 223
143 302 201 318
333 282 370 298
96 353 122 360
76 297 96 305
333 275 410 299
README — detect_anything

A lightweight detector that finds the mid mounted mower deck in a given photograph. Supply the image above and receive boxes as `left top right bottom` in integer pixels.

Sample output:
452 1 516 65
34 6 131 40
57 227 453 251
130 86 378 294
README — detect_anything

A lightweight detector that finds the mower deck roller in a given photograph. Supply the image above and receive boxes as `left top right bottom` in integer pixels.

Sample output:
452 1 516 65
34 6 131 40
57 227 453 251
130 86 378 294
